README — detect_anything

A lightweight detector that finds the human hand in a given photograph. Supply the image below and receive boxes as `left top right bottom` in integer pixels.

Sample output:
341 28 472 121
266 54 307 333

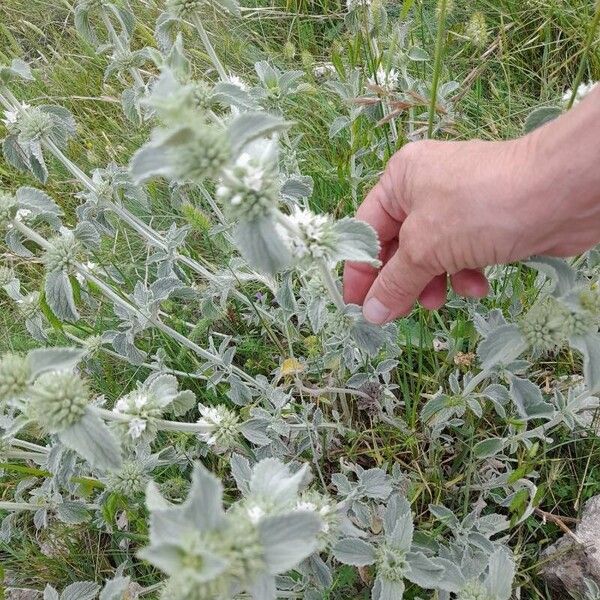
343 91 600 324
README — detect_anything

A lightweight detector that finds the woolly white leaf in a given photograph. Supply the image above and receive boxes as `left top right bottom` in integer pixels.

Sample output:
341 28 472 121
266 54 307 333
333 537 377 566
332 217 381 266
228 112 293 156
27 347 86 379
60 581 101 600
477 324 527 370
45 270 80 322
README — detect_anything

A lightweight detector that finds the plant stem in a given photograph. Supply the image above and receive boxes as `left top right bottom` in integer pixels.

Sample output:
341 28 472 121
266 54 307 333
427 0 448 138
317 260 345 311
95 408 213 434
190 14 229 82
566 2 600 110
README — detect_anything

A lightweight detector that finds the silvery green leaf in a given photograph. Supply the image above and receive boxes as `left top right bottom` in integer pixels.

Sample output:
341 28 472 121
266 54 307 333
406 551 444 588
259 511 322 573
44 585 60 600
527 256 578 297
429 504 459 527
228 112 293 156
508 374 554 420
27 347 85 379
432 557 466 593
485 547 514 600
150 276 184 301
45 270 80 321
169 390 196 416
345 304 391 357
227 374 253 405
332 218 381 266
212 82 256 110
439 81 460 97
0 58 33 83
477 324 527 370
99 576 130 600
570 333 600 393
59 411 122 470
183 462 225 530
234 217 292 275
74 222 100 248
154 12 178 51
333 537 376 566
29 139 49 182
0 513 18 543
372 576 405 600
16 186 62 216
230 453 252 494
329 115 350 138
3 135 31 172
60 581 101 600
250 574 276 600
74 3 99 46
473 437 505 458
523 106 562 133
213 0 241 16
249 458 307 506
56 501 91 524
388 504 413 550
121 87 141 123
280 175 314 200
359 467 392 499
145 480 172 512
407 46 429 61
6 228 34 257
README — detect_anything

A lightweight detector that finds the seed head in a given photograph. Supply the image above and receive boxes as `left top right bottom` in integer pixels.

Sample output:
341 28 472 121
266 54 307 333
0 353 30 403
375 543 407 583
42 234 80 273
197 404 240 452
167 0 205 18
17 291 41 319
0 192 18 225
174 126 230 183
106 461 148 496
216 153 278 220
28 371 89 432
519 299 565 353
457 581 493 600
192 81 214 112
17 107 54 143
466 12 489 48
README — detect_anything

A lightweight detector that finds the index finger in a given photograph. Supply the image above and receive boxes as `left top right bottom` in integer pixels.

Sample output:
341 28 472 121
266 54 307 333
343 167 406 305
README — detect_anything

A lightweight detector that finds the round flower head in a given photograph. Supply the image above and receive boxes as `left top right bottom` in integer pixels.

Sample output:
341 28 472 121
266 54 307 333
192 80 215 112
197 404 240 452
106 461 148 497
519 299 566 353
17 106 54 143
0 265 15 286
276 207 337 262
368 66 399 94
457 581 493 600
375 543 407 583
167 0 204 18
562 308 598 338
173 126 230 183
160 574 229 600
216 146 279 220
42 233 80 273
0 192 18 226
17 291 41 319
160 476 190 502
0 353 30 403
580 288 600 315
28 371 89 433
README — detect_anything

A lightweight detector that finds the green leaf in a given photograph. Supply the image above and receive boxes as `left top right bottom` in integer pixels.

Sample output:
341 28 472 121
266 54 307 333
59 581 100 600
508 375 555 420
59 411 122 470
332 217 381 266
473 437 505 458
477 324 527 370
27 347 85 379
523 106 562 133
332 537 377 566
45 270 80 322
228 112 293 156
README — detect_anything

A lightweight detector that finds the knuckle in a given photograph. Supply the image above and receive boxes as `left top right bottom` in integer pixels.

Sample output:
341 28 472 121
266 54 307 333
378 271 409 302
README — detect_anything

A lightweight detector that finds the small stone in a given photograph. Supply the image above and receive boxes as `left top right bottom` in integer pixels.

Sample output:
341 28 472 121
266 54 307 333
540 495 600 595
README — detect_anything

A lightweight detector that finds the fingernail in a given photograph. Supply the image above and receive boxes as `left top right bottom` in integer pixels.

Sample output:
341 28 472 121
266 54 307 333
363 298 391 324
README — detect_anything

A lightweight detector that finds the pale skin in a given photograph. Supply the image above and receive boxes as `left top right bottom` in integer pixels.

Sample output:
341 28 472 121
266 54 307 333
344 86 600 324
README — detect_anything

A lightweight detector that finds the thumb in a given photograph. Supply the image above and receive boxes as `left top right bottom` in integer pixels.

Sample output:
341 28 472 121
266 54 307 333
362 218 440 324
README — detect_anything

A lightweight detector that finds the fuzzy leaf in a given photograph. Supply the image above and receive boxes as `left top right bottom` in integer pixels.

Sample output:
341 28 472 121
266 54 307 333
333 538 377 566
16 186 62 216
99 576 130 600
45 270 80 322
527 256 578 297
485 547 515 600
59 411 122 470
509 374 555 420
228 112 293 156
473 437 505 458
570 333 600 393
259 511 322 573
523 106 562 133
332 217 381 266
234 216 292 275
60 581 101 600
56 501 91 525
27 347 85 379
477 324 527 370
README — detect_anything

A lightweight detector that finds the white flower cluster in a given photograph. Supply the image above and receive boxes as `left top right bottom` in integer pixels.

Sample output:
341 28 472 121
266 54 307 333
197 403 240 451
277 207 337 262
562 81 597 107
368 66 399 93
